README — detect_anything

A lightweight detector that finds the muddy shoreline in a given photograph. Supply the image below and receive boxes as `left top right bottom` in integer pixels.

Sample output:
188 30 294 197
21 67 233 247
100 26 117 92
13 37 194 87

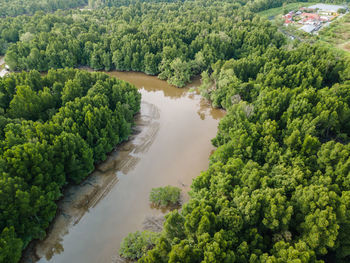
21 101 160 262
0 56 8 77
20 71 225 263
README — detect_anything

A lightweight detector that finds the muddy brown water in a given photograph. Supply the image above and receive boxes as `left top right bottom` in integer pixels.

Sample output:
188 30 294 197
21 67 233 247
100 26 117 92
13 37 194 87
22 71 225 263
0 56 7 77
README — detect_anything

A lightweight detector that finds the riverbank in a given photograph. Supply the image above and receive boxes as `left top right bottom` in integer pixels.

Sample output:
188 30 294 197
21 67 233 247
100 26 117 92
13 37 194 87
0 56 8 77
21 71 224 263
22 101 160 262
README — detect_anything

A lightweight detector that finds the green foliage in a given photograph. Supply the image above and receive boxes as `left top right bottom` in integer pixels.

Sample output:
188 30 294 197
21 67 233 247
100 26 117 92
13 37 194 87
250 0 346 14
141 43 350 262
149 186 181 207
318 12 350 54
1 1 350 263
257 2 316 17
338 8 347 14
0 68 141 261
0 227 22 263
119 231 160 260
0 0 88 17
0 0 285 86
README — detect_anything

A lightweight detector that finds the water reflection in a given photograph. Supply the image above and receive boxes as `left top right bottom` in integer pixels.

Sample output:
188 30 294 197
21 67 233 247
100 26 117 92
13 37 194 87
109 71 192 99
0 56 8 77
23 101 160 262
22 72 225 263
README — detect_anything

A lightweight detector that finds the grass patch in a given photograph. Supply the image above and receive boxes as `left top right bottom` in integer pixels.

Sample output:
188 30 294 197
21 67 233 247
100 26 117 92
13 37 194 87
342 42 350 52
318 12 350 54
313 40 350 58
319 13 350 44
258 2 317 18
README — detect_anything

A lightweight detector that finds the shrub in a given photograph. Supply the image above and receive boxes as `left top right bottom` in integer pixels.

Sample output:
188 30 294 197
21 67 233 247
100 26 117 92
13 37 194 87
149 186 181 207
119 231 160 260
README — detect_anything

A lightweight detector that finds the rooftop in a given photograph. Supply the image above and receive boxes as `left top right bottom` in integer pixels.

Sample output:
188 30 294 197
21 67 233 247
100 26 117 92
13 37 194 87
301 13 320 19
300 24 317 33
308 4 345 12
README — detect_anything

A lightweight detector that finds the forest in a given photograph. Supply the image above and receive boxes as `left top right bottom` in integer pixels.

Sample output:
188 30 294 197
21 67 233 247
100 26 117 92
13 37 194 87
139 43 350 263
1 0 286 87
2 0 346 86
0 0 87 18
0 0 350 262
0 69 140 262
0 1 344 87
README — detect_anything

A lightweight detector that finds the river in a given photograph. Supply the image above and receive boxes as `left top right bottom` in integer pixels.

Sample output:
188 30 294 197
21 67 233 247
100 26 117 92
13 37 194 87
22 71 224 263
0 56 8 77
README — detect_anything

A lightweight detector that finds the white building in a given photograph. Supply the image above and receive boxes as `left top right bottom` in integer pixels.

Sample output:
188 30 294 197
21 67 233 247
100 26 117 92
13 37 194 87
300 24 317 33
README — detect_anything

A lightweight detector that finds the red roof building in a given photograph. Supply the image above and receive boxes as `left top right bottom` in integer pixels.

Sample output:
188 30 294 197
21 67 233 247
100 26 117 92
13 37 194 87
283 13 293 24
301 13 320 20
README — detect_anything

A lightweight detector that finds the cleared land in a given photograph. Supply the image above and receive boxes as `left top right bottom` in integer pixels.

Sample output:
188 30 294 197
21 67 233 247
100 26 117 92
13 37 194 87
259 3 350 55
339 41 350 52
318 13 350 54
258 2 317 18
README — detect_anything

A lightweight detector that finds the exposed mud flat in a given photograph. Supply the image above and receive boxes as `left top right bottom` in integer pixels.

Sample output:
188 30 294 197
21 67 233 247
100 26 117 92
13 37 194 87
22 101 160 262
22 72 225 263
0 56 9 77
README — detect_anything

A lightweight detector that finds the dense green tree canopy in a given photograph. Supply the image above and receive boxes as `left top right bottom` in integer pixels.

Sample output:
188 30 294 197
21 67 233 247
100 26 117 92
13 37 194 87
0 0 87 18
1 0 350 262
140 43 350 263
0 69 140 262
1 1 286 86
